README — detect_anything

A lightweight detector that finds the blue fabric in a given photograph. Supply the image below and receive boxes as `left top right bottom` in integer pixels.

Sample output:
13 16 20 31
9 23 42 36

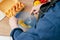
10 1 60 40
10 28 23 40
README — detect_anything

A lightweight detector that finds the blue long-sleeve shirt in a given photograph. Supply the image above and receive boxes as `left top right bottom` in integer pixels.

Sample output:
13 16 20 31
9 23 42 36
10 1 60 40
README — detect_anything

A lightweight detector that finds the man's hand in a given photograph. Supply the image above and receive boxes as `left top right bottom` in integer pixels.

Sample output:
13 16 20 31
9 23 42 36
30 4 43 15
30 0 51 15
9 16 18 30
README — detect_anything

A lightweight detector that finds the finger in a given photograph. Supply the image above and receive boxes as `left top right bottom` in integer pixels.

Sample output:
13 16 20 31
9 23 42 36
30 9 34 15
30 9 36 15
30 7 35 14
33 10 39 14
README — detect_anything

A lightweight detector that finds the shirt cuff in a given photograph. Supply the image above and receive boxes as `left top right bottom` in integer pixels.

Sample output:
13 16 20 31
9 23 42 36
10 28 23 37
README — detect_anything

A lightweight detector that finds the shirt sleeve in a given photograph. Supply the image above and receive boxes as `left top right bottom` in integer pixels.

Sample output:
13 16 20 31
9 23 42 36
10 28 23 40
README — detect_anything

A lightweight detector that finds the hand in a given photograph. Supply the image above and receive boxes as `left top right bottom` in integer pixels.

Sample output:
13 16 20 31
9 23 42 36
9 16 18 30
30 4 43 15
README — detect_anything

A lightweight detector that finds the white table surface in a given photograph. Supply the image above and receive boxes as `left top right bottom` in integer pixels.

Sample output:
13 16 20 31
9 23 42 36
0 36 12 40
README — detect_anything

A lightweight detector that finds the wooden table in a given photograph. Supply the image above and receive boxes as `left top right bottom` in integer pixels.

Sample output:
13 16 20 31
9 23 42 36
0 0 33 36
